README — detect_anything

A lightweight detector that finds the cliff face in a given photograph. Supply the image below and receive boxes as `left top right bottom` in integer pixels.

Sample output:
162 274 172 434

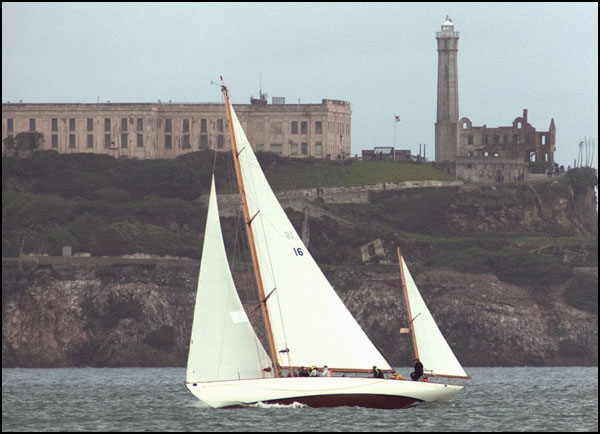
3 258 597 368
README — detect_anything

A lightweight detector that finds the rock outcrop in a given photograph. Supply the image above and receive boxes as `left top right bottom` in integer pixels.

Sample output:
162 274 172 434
3 257 597 368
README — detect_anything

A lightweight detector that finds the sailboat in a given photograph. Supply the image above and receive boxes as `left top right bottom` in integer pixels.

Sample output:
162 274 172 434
185 83 470 409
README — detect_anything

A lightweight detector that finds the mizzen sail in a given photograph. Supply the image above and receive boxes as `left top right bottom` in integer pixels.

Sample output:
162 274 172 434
400 255 469 379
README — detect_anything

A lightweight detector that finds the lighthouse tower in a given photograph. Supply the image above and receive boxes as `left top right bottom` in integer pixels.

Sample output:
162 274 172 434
435 16 460 162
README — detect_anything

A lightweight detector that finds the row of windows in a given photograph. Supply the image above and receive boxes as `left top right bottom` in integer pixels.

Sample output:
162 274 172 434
6 118 336 136
40 131 326 155
42 133 226 150
5 117 225 134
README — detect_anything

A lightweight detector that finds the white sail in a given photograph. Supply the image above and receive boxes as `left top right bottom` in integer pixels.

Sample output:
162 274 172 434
401 257 469 379
186 176 273 383
227 100 390 371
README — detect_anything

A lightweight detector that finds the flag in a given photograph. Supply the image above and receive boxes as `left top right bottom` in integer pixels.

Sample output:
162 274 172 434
395 115 401 122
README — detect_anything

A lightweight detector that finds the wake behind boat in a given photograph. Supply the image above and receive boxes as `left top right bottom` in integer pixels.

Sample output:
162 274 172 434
185 82 469 409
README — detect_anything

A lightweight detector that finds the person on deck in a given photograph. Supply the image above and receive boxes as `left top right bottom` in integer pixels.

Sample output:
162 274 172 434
298 366 310 377
372 366 384 379
321 365 331 377
410 358 424 381
309 366 319 377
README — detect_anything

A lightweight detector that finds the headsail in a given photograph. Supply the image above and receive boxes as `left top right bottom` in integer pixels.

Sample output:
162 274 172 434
186 176 273 383
225 97 390 371
399 253 469 379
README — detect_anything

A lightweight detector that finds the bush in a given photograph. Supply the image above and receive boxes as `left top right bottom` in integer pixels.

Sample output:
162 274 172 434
564 273 598 314
567 167 598 197
144 325 175 351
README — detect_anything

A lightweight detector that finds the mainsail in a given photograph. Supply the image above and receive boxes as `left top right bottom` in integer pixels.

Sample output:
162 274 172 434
186 176 273 383
226 97 390 371
399 255 469 379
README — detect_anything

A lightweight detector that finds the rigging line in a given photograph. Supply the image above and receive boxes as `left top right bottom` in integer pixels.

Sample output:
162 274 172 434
240 153 289 357
236 135 291 359
211 148 218 175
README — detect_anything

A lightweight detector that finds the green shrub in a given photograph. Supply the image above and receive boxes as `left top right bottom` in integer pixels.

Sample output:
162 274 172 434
144 325 175 351
564 273 598 314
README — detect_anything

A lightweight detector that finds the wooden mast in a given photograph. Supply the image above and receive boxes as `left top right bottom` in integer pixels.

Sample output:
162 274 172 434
221 84 281 378
397 247 419 361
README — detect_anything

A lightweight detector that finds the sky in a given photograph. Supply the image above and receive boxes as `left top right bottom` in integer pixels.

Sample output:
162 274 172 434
2 2 598 170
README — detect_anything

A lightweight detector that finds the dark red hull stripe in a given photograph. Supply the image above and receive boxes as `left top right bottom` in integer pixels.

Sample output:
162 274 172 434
247 394 423 409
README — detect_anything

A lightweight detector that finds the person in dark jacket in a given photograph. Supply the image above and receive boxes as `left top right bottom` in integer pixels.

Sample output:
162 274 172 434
410 358 424 381
372 366 384 379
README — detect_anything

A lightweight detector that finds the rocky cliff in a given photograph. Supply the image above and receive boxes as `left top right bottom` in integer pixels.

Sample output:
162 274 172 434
3 257 597 368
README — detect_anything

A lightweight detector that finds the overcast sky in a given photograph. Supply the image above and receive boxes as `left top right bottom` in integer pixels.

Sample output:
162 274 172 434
2 2 598 169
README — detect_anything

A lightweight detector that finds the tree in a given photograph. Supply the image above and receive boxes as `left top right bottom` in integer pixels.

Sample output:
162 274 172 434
12 132 45 157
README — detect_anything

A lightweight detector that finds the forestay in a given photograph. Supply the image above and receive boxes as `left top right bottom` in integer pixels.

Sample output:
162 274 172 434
401 257 469 379
186 176 273 383
227 100 390 371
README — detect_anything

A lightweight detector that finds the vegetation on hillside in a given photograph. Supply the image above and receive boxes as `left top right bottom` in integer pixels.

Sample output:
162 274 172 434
2 151 597 313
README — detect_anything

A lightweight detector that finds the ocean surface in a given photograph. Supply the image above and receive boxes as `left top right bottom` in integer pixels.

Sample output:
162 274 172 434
2 367 597 432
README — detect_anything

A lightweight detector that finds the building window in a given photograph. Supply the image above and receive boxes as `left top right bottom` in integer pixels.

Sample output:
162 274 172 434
183 119 190 133
217 119 224 132
183 134 190 149
137 118 143 131
217 135 224 149
121 118 128 132
51 134 58 148
315 141 322 156
483 134 488 145
51 118 58 132
165 119 172 133
301 121 308 134
468 135 473 145
290 142 298 155
199 135 208 149
105 118 111 132
541 135 547 146
87 118 94 132
315 121 322 134
87 134 94 148
69 118 76 131
271 121 283 134
200 119 207 133
137 134 144 147
291 121 298 134
256 144 264 152
7 119 14 132
270 143 283 154
165 135 172 149
69 134 76 148
104 134 111 148
301 142 308 155
121 133 128 148
29 119 36 131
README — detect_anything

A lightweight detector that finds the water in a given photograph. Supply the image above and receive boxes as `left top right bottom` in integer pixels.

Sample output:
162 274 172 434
2 367 597 432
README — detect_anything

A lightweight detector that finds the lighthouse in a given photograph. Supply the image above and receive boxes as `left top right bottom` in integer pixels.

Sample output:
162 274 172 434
435 16 460 162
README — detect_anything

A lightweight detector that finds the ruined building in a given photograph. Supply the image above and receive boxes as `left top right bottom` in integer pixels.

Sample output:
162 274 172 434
435 17 557 182
1 96 351 159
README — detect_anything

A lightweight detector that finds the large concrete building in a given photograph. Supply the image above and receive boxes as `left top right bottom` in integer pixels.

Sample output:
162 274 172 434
1 96 351 159
435 17 557 183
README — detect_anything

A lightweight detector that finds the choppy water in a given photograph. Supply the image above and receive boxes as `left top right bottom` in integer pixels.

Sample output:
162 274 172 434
2 367 597 432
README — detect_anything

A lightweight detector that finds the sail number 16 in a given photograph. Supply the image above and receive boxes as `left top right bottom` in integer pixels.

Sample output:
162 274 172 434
293 247 304 256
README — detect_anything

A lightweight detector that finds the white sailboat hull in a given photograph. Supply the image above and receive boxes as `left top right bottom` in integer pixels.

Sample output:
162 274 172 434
186 377 463 409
